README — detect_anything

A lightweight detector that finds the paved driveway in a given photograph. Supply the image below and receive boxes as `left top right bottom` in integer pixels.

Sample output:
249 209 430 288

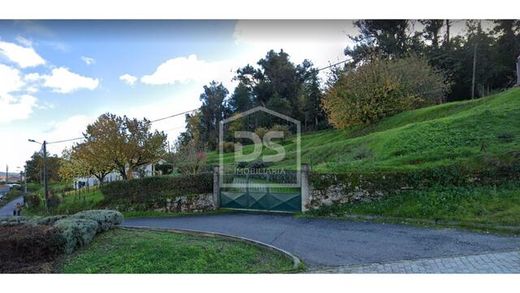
124 213 520 269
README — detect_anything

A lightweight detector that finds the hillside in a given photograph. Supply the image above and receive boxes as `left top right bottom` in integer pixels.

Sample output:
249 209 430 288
208 88 520 173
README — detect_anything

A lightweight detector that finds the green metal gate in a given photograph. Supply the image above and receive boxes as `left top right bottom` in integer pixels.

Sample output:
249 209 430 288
219 173 301 213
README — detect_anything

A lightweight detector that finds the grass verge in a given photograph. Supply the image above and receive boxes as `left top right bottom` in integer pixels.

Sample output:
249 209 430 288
57 228 298 273
306 183 520 235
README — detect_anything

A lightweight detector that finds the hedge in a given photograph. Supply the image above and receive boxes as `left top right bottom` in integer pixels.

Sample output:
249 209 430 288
0 224 65 273
100 173 213 206
0 210 123 262
54 218 99 254
71 210 123 233
310 164 520 195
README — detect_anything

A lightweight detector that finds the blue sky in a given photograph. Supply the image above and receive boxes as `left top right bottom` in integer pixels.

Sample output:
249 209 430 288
0 20 359 170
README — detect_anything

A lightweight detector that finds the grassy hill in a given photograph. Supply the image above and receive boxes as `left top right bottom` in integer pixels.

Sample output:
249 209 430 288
208 88 520 173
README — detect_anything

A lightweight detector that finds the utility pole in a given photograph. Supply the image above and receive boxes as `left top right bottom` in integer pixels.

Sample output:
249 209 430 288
5 165 8 184
28 139 49 207
42 140 49 206
471 42 478 99
445 20 450 47
516 54 520 86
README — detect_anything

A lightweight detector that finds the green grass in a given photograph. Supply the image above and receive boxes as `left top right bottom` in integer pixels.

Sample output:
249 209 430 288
26 188 104 216
208 88 520 173
309 184 520 229
58 228 297 273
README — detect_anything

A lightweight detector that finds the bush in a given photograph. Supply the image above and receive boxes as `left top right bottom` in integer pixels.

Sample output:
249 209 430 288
101 173 212 207
254 127 269 139
24 193 41 208
323 55 448 129
30 215 68 226
222 141 235 153
54 218 99 254
270 124 291 142
70 210 123 232
0 224 65 272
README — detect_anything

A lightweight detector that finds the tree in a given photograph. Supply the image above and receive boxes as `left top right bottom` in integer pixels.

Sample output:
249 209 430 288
199 81 229 150
345 20 413 65
228 82 253 113
25 152 62 183
420 20 445 49
124 116 168 179
171 139 207 175
84 113 167 180
322 55 448 129
298 60 327 130
73 142 114 183
233 50 325 130
492 20 520 88
59 147 89 183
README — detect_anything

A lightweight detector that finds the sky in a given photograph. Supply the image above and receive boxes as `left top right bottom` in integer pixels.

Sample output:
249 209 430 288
0 20 362 170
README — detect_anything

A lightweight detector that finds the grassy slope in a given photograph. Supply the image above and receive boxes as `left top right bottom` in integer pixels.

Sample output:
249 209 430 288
59 228 296 273
208 88 520 173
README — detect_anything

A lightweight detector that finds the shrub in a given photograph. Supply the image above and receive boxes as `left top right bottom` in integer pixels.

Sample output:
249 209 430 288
54 218 98 254
70 210 123 232
270 124 291 142
47 193 62 208
254 127 269 139
323 55 448 129
30 215 68 226
101 173 213 207
24 193 41 208
222 141 235 153
0 224 65 272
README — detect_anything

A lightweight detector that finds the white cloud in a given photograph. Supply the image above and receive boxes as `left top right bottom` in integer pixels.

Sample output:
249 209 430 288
0 64 39 124
0 94 37 124
0 64 25 95
81 56 95 65
141 54 234 86
41 67 99 94
0 40 45 68
119 73 138 86
15 36 33 47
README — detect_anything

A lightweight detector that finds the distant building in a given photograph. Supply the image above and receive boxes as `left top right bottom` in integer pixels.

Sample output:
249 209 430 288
73 160 167 189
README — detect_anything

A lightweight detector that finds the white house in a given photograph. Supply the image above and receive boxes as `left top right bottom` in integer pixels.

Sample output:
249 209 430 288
73 159 167 189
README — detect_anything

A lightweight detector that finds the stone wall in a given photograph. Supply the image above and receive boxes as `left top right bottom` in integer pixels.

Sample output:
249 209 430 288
305 175 387 210
305 164 520 211
150 193 215 213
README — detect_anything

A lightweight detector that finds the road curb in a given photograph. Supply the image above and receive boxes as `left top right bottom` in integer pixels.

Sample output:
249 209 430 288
121 225 303 272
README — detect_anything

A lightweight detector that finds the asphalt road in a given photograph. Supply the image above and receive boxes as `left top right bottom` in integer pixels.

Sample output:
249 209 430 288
124 213 520 268
0 195 24 217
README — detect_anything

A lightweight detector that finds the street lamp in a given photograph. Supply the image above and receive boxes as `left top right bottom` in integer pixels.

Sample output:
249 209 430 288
28 139 48 207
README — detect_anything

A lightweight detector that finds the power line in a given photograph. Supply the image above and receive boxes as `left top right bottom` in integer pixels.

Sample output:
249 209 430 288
47 137 84 145
149 108 198 123
317 59 350 72
40 109 198 146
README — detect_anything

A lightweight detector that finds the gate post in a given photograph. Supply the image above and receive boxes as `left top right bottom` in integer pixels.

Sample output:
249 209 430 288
301 164 310 212
213 166 220 209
